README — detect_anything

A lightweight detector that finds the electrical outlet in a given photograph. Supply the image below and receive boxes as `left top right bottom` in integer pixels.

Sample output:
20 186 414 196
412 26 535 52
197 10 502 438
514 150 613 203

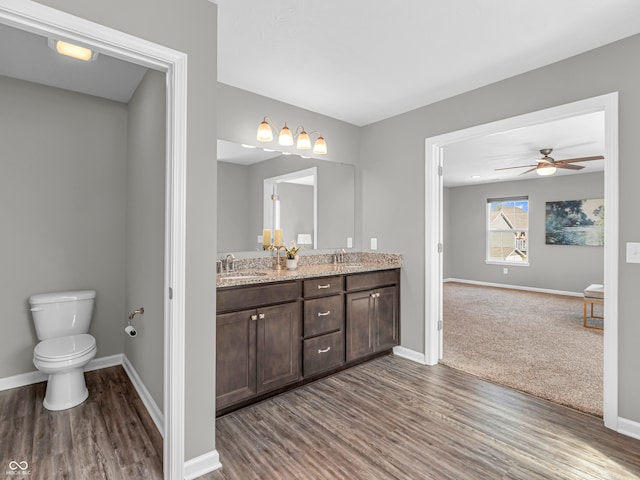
371 238 378 250
347 237 353 248
503 267 508 275
258 235 263 244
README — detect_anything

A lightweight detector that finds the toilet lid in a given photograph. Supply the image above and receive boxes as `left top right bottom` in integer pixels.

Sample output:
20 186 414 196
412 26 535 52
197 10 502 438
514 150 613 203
34 334 96 361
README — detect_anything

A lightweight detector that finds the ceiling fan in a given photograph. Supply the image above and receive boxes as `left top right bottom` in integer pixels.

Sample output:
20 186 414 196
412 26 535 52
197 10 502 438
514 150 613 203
495 148 604 176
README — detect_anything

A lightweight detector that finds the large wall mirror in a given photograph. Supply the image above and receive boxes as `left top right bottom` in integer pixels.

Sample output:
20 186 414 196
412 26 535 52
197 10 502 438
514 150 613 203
217 139 355 254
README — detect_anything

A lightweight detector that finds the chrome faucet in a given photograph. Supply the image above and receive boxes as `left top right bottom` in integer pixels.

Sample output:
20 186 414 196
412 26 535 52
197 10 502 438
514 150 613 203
225 253 235 272
335 249 347 264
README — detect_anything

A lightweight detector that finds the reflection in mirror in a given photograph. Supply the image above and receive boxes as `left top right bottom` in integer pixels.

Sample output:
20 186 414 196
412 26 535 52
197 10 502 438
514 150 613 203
217 140 355 254
264 167 317 249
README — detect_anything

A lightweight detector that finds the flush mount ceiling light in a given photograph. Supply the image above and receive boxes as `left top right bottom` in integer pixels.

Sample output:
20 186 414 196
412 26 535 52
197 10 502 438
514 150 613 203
48 38 98 62
257 116 327 155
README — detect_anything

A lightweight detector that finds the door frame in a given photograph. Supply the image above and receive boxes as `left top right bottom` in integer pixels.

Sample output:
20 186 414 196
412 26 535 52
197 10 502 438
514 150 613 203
0 1 188 477
424 93 619 430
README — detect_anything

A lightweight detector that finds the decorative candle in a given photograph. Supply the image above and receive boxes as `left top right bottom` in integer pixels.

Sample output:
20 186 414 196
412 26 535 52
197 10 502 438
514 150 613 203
263 229 271 247
274 228 283 247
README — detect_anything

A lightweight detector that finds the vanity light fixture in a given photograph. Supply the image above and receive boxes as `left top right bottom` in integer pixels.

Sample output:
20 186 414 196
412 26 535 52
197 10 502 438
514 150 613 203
257 116 327 155
48 38 98 62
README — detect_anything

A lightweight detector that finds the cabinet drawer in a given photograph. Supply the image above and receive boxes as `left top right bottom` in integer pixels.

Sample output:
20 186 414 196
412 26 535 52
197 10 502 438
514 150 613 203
346 269 398 292
303 331 344 377
217 281 299 313
303 276 343 298
304 295 344 338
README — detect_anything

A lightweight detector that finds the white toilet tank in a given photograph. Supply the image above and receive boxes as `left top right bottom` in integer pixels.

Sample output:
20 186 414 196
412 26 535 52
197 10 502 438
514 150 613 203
29 290 96 341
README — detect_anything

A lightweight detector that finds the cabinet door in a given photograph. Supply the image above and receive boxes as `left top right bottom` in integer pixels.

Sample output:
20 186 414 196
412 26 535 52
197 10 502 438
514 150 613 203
346 290 375 361
216 309 257 409
375 286 399 351
256 302 301 393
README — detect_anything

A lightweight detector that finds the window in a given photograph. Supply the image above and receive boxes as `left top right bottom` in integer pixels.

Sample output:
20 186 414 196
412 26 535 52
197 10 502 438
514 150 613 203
486 197 529 264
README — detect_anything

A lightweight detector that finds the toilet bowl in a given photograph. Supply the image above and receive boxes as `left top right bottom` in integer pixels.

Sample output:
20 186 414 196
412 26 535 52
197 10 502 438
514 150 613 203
29 290 97 411
33 333 97 410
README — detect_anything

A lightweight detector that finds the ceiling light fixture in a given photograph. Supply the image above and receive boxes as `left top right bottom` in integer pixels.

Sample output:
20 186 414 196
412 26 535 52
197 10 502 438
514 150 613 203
536 164 557 176
257 116 327 155
48 38 98 62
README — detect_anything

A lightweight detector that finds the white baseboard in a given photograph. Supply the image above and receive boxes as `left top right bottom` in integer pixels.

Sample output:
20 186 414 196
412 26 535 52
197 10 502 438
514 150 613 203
121 355 164 436
618 417 640 441
393 346 426 364
0 353 164 436
184 449 222 479
0 353 123 392
444 278 582 297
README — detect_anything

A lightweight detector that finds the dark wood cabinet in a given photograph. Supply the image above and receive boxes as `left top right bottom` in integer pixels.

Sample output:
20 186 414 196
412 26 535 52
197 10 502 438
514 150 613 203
216 269 399 414
216 282 301 411
256 302 301 393
346 271 400 362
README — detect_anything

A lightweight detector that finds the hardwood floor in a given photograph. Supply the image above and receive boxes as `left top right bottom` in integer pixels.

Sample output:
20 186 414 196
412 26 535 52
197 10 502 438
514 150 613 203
0 366 163 480
2 358 639 479
203 355 640 480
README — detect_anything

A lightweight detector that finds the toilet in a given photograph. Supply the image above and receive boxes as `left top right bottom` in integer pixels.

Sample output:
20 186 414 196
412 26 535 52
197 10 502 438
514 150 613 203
29 290 97 411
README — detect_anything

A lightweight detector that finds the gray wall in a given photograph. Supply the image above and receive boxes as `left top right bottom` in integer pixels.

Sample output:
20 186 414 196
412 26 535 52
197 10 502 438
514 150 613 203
217 161 253 252
0 75 127 377
278 182 314 248
445 172 604 292
37 0 218 460
360 33 640 423
125 69 166 410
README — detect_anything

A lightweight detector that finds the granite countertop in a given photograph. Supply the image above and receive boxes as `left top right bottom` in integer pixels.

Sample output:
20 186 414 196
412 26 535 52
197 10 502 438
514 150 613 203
217 252 402 288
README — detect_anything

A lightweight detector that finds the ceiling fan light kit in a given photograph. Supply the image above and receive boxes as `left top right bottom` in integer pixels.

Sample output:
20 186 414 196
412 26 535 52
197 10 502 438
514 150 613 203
495 148 604 177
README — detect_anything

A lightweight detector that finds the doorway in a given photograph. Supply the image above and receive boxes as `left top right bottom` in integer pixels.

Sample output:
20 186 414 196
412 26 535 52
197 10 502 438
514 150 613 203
0 3 188 478
424 93 619 429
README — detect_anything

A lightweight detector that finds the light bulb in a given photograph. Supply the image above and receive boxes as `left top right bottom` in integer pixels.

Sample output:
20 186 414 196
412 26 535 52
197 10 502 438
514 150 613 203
313 136 327 155
257 120 273 142
279 124 294 146
536 165 556 176
297 130 311 149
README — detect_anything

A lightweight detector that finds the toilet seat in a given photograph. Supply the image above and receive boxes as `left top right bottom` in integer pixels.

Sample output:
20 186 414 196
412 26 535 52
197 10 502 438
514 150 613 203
34 334 96 361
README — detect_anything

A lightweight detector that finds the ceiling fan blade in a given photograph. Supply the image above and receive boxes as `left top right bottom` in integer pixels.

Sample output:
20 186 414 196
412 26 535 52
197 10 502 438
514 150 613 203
556 163 584 170
559 155 604 163
519 167 538 176
494 164 537 171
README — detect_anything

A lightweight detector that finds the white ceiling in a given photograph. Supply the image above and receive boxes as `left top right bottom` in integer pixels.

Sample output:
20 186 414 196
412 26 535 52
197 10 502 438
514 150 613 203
443 111 605 187
213 0 640 127
0 23 147 103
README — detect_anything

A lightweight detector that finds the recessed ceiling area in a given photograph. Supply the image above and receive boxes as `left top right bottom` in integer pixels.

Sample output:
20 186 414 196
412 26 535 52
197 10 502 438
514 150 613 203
0 23 147 102
213 0 640 126
442 111 605 188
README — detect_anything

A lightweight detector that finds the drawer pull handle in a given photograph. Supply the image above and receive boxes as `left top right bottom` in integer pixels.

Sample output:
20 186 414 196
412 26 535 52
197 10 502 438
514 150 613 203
318 346 331 354
317 310 331 317
317 284 331 289
258 313 265 320
370 292 380 298
250 314 258 321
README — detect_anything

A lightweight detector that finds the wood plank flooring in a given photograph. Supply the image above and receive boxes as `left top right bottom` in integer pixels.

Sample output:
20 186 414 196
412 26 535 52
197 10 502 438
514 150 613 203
2 358 639 479
0 366 163 480
203 355 640 480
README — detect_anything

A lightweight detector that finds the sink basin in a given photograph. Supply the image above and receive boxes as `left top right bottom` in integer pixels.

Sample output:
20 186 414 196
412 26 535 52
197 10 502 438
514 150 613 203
219 271 267 280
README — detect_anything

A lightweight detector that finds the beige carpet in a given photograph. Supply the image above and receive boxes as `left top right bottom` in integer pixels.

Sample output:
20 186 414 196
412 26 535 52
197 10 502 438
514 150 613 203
441 282 603 416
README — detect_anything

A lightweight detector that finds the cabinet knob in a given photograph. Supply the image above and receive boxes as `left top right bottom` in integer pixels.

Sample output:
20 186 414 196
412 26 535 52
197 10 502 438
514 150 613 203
250 314 258 321
317 284 330 289
317 310 331 317
258 313 265 320
318 346 331 354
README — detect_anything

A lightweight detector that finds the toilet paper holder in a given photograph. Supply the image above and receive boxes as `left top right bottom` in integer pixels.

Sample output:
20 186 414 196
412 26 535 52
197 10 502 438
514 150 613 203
126 307 144 337
129 307 144 319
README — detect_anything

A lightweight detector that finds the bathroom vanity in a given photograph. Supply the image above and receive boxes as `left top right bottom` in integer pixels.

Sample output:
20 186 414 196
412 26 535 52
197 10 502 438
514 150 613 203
215 255 401 416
